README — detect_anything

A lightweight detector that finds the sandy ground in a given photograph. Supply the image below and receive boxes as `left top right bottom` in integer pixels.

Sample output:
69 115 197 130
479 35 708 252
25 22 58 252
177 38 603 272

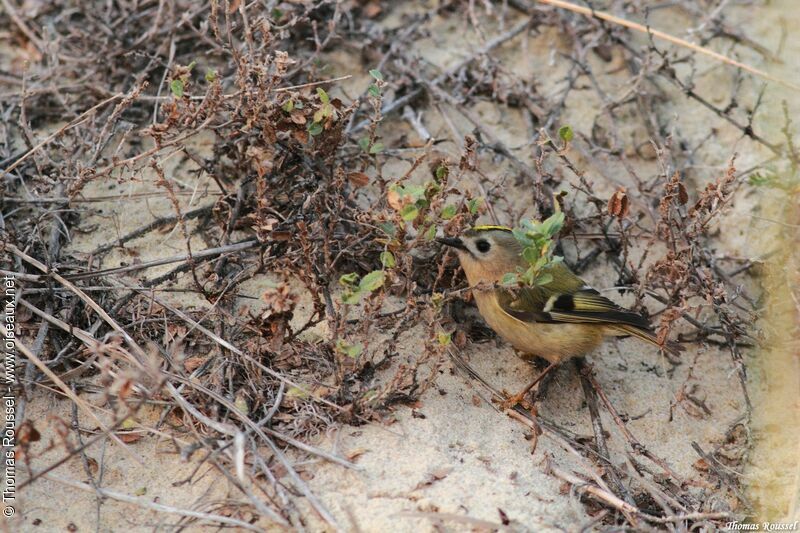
8 0 800 531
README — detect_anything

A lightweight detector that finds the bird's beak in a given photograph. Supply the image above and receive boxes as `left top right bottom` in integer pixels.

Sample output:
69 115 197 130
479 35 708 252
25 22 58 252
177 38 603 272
436 236 466 250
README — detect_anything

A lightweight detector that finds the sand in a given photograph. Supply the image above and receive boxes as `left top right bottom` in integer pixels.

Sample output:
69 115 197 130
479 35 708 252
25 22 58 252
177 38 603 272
8 0 800 531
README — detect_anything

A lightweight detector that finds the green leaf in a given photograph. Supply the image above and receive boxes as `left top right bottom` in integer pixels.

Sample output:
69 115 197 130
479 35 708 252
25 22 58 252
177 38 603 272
435 165 448 181
369 142 385 154
536 273 553 286
748 172 780 187
550 213 566 234
313 109 325 123
501 272 519 286
378 222 396 236
522 246 539 263
282 99 294 112
308 122 323 136
512 228 528 245
425 181 441 196
339 272 359 286
468 198 482 214
271 7 284 19
359 270 385 292
369 69 384 81
558 125 574 143
134 487 147 496
400 204 419 221
437 332 451 346
440 204 457 220
423 225 437 241
540 211 565 237
521 269 535 286
403 184 426 200
287 386 310 398
380 251 396 268
336 340 363 358
341 290 362 305
205 69 217 83
431 292 444 308
358 137 370 152
517 215 563 253
368 84 381 97
170 79 184 98
317 87 330 104
234 395 249 415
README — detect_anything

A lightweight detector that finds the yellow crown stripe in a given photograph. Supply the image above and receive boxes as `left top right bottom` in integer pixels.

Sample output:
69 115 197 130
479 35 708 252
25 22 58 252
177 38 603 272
472 224 512 232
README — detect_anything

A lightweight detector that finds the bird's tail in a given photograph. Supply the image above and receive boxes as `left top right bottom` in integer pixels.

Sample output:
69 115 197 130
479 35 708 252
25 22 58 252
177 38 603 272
607 325 684 357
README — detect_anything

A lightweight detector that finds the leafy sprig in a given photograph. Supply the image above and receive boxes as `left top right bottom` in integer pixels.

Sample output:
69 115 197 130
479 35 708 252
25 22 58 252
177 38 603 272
339 270 385 304
501 211 565 288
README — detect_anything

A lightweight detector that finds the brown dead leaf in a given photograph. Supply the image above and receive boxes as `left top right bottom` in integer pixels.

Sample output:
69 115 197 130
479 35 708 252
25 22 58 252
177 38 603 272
117 379 133 400
454 330 467 348
290 111 307 125
184 356 205 372
363 2 382 18
118 432 144 444
593 44 613 62
18 421 41 445
86 456 99 476
227 0 241 14
414 466 453 490
347 172 370 187
246 146 275 177
345 448 368 461
460 135 478 170
270 230 292 241
607 188 629 218
292 129 308 144
677 182 689 204
387 187 403 211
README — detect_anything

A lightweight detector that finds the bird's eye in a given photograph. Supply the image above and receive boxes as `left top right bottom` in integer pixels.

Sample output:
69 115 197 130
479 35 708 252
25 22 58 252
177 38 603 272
475 239 491 253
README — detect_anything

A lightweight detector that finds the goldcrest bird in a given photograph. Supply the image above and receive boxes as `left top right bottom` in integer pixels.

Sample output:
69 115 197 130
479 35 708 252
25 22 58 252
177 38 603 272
438 225 679 402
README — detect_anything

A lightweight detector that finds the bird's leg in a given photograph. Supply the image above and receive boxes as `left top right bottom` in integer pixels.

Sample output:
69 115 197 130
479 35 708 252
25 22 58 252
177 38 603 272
527 357 558 401
500 361 558 411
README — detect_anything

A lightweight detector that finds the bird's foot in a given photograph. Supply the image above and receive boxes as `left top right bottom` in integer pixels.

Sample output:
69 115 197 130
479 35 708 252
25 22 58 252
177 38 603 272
498 388 537 413
498 361 558 411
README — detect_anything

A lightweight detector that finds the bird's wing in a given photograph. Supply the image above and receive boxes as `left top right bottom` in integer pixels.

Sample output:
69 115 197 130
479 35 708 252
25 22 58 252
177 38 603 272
543 287 651 330
497 282 651 332
497 284 684 355
494 262 683 353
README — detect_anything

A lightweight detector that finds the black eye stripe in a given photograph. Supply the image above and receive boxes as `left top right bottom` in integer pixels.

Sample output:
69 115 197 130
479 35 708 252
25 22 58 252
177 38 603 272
475 239 491 253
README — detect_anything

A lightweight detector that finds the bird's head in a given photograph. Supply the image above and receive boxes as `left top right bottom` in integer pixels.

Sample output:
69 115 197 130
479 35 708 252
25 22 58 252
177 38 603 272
437 225 524 286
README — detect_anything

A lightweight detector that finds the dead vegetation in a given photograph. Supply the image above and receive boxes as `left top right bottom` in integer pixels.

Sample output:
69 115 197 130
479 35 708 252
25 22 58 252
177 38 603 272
1 0 791 530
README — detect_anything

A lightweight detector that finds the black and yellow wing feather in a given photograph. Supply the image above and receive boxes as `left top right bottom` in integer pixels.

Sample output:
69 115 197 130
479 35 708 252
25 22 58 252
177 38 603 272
496 264 681 355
